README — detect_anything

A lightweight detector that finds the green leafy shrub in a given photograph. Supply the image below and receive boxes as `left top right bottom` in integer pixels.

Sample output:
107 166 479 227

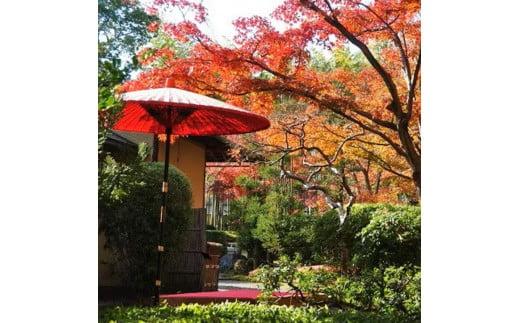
231 196 268 265
256 256 420 321
311 210 343 264
235 175 261 191
254 255 301 297
353 205 420 268
327 266 420 320
310 204 379 265
99 301 405 322
249 187 316 262
254 210 315 262
99 157 192 295
312 204 420 268
229 194 420 271
233 259 252 274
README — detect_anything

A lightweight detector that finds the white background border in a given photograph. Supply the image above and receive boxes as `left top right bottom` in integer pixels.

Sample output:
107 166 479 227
0 0 519 322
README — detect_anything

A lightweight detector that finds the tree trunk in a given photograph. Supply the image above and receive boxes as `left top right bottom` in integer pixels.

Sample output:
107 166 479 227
397 118 421 198
412 168 421 200
214 197 219 228
361 168 372 195
351 172 362 195
374 170 382 194
339 203 353 275
340 243 350 275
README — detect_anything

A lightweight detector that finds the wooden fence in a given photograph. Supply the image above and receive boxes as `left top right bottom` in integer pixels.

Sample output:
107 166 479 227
162 208 222 293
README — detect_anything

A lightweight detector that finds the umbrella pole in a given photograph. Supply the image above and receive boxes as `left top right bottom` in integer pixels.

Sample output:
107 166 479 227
154 126 172 305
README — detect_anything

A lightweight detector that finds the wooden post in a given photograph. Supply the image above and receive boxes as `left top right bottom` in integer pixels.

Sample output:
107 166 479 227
154 116 172 305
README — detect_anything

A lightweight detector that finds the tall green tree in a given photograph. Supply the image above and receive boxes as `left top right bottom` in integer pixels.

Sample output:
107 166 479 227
98 0 158 68
98 0 158 152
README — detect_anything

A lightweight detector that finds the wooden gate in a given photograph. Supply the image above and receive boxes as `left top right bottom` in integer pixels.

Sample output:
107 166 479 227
162 208 207 293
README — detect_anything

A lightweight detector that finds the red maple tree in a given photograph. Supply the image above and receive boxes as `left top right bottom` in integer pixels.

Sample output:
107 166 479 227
120 0 421 205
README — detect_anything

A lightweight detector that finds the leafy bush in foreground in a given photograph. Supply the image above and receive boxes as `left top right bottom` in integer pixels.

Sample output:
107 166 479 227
255 256 420 322
99 302 406 323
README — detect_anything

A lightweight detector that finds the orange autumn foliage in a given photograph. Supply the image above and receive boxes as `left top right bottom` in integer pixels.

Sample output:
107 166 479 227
121 0 421 203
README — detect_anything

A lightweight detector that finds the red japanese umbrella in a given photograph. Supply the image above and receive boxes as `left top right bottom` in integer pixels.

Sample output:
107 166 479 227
113 79 269 304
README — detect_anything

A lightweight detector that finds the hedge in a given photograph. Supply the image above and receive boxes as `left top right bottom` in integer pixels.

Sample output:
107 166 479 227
99 302 408 323
312 203 420 268
99 161 192 294
353 205 421 268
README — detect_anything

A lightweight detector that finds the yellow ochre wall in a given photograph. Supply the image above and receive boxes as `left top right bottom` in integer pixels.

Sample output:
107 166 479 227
157 137 206 209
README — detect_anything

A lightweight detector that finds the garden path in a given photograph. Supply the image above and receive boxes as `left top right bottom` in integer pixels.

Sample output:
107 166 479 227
218 279 262 291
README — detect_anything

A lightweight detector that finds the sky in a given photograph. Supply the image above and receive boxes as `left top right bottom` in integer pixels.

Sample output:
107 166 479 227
146 0 288 45
201 0 286 44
